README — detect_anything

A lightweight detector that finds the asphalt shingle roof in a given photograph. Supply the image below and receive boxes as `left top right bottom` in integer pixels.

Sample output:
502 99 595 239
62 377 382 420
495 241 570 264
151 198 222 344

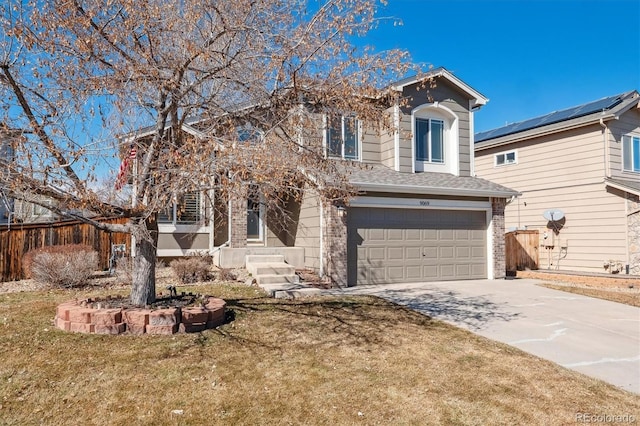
344 163 519 197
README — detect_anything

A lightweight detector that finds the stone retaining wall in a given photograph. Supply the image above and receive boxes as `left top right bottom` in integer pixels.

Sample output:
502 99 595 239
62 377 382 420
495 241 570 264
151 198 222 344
55 297 226 335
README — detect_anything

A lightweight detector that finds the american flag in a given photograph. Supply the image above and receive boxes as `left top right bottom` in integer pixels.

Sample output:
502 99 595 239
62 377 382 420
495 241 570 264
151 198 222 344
114 145 137 191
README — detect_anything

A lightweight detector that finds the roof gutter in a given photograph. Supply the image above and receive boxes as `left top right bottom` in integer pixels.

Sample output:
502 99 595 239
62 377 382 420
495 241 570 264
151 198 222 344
352 182 520 198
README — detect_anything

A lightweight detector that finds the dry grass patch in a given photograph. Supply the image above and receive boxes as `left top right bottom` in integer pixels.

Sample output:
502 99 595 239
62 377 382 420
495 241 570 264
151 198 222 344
539 283 640 307
0 284 638 425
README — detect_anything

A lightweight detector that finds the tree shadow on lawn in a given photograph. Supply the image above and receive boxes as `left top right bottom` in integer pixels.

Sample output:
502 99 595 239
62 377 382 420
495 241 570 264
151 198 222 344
217 295 440 350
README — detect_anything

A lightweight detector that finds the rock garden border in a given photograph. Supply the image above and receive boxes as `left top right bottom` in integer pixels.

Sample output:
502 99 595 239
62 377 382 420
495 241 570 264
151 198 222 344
54 296 226 335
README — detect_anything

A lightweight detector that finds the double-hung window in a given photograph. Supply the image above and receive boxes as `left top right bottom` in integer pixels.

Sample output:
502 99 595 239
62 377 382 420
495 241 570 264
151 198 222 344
326 115 359 160
622 134 640 172
158 191 202 225
415 118 444 163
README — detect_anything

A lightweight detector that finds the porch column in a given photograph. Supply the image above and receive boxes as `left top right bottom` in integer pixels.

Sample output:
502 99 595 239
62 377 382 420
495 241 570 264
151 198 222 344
323 201 348 287
491 197 507 279
229 195 247 248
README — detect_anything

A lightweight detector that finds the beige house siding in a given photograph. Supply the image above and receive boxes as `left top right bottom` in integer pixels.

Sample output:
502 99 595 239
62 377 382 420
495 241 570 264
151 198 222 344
294 188 322 270
608 108 640 180
475 125 634 273
361 122 381 163
158 233 209 252
380 125 395 169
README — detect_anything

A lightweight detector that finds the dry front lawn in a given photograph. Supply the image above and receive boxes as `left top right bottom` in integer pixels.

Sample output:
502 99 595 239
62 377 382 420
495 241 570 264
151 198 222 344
0 283 638 425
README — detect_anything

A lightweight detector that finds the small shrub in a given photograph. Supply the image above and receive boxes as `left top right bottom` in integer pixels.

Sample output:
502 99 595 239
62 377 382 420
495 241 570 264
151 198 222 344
218 268 237 282
23 244 95 280
171 257 211 284
27 245 99 288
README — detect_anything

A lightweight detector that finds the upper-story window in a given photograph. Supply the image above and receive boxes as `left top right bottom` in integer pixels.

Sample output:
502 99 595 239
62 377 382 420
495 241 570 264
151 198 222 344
158 191 202 225
495 150 517 166
236 123 263 145
326 115 359 160
412 104 459 174
415 118 444 163
622 134 640 172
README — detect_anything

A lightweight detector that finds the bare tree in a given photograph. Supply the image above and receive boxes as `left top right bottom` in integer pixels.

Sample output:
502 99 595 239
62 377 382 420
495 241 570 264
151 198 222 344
0 0 416 305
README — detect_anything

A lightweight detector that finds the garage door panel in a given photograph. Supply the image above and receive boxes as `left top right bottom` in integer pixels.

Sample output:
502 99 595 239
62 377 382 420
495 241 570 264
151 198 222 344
348 207 487 285
456 246 471 258
387 229 403 240
387 247 404 260
439 246 455 259
406 247 422 260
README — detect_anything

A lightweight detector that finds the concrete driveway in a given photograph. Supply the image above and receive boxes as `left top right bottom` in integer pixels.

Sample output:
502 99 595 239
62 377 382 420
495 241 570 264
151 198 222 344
328 278 640 394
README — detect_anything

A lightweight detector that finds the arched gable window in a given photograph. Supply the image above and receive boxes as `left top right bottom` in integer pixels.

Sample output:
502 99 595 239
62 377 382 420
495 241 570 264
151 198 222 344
412 104 459 174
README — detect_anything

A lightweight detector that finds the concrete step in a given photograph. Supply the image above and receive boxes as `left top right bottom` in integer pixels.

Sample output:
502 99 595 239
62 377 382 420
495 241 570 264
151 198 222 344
245 254 285 264
274 288 322 299
247 262 295 276
256 274 299 285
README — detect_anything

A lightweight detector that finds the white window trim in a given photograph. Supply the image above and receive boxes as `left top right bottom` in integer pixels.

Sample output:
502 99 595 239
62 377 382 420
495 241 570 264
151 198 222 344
411 103 459 175
323 114 362 161
622 133 640 173
494 149 518 167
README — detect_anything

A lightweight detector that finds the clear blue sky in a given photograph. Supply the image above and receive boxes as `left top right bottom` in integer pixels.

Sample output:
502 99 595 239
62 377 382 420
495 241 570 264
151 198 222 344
369 0 640 133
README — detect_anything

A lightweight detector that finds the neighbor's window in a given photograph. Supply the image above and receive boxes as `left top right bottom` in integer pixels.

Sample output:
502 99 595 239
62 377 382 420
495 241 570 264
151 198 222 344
415 117 444 163
622 134 640 172
158 191 202 225
326 115 359 160
495 150 517 166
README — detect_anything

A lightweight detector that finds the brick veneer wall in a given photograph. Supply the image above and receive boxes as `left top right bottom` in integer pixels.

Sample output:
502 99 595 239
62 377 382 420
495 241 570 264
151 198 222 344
491 197 507 279
230 195 247 248
322 201 348 287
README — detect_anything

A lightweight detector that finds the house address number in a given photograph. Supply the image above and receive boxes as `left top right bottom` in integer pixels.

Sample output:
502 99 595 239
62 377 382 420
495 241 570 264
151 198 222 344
419 201 430 206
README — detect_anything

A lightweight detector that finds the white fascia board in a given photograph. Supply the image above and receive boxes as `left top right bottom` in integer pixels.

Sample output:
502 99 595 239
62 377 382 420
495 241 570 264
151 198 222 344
352 181 520 198
350 195 491 211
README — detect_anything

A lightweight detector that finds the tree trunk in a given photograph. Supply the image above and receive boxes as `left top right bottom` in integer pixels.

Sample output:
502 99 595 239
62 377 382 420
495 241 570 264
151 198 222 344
130 216 158 306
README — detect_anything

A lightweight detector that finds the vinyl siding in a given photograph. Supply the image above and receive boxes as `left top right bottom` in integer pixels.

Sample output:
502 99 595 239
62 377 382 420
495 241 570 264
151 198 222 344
361 122 381 163
400 79 472 176
609 107 640 179
380 108 395 168
294 188 322 270
475 125 631 273
158 233 209 251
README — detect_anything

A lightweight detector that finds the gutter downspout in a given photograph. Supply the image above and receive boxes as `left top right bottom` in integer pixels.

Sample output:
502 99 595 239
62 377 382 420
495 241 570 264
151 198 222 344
319 197 324 277
599 116 610 178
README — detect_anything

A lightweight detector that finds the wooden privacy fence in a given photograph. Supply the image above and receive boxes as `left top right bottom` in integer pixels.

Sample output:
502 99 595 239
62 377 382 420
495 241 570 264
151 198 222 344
0 217 130 282
505 230 539 272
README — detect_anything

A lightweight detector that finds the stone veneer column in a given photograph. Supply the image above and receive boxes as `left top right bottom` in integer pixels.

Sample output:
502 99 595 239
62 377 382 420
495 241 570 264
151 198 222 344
491 197 506 279
322 201 348 287
627 195 640 275
229 195 247 248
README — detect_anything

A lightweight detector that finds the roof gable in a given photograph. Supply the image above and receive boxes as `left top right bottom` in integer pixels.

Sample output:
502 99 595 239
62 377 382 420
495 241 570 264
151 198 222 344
392 67 488 109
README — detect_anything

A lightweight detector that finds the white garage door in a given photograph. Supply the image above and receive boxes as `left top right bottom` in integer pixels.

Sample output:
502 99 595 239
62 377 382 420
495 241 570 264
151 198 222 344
347 207 487 286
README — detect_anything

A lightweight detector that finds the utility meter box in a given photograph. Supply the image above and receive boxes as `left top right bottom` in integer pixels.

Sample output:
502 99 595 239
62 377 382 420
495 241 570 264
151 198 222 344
542 230 555 248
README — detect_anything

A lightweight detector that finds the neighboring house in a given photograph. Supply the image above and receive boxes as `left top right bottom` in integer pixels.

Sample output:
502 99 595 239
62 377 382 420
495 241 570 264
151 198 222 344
0 129 18 224
474 91 640 275
133 67 518 286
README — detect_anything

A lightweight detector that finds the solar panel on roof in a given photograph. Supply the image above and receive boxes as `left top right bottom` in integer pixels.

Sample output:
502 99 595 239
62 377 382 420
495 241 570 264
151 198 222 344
475 93 628 142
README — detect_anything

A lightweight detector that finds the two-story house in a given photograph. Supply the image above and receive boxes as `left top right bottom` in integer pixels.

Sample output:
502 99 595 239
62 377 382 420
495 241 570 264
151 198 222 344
474 91 640 275
147 68 518 286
